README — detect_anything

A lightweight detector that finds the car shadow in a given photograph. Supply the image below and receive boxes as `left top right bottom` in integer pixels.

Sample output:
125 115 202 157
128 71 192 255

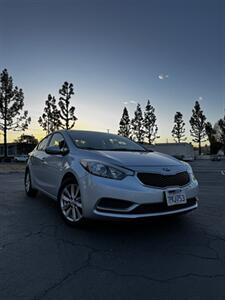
22 191 204 263
33 191 197 239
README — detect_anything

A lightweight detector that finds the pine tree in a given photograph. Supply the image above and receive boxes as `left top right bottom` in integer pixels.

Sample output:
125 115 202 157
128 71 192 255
0 69 31 158
171 111 186 143
118 107 131 138
218 116 225 153
38 94 61 134
58 82 77 130
189 101 207 155
143 100 159 144
131 103 145 143
205 121 219 155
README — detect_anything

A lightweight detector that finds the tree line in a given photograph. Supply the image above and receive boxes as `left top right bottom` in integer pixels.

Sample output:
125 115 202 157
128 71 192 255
118 101 159 144
0 68 225 158
0 69 77 158
38 81 77 133
118 101 225 155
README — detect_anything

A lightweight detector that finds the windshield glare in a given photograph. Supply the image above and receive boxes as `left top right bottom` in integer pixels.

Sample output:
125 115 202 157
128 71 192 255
69 132 146 151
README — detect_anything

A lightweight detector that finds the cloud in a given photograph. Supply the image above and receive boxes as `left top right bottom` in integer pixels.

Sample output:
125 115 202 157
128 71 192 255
158 74 169 80
123 100 137 105
129 100 137 104
195 96 203 102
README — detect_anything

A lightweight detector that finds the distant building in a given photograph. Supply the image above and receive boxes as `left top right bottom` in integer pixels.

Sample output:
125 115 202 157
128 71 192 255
144 142 195 161
0 143 36 158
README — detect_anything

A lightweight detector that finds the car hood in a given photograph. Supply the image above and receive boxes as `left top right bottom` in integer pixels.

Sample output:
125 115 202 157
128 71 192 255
79 150 187 173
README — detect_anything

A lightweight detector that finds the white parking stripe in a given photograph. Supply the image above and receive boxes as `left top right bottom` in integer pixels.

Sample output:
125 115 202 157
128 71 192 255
221 170 225 175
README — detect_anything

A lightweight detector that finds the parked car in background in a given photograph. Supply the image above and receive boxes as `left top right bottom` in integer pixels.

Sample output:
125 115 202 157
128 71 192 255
211 149 224 161
25 130 199 226
14 155 29 162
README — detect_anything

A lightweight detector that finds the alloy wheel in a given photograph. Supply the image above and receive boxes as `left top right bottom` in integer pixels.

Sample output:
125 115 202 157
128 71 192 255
60 183 83 222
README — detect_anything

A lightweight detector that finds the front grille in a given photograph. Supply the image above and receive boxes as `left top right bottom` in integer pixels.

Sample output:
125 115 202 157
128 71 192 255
131 197 197 214
137 171 190 188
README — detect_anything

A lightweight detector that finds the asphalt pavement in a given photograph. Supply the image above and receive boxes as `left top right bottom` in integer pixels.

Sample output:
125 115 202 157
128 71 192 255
0 160 225 300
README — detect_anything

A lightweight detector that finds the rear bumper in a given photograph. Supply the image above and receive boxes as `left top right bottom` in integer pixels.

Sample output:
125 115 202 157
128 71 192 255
79 173 199 220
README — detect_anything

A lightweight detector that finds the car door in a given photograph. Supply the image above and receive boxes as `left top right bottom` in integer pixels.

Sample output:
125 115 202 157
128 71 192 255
30 135 52 189
42 133 69 197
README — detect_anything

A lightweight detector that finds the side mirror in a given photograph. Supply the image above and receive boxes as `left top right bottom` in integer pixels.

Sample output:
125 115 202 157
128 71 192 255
45 146 69 156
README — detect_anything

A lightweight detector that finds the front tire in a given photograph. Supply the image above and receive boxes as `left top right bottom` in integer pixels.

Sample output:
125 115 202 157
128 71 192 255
58 178 84 226
25 169 38 197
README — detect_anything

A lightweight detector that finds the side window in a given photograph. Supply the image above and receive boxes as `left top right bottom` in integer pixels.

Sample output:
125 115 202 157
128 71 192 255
49 133 67 149
37 136 51 151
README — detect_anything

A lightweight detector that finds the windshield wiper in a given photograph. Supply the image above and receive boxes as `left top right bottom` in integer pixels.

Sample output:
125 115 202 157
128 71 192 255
104 148 147 152
78 147 153 152
79 147 101 150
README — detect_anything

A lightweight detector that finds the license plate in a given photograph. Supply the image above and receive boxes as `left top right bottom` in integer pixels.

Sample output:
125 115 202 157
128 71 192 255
165 189 187 206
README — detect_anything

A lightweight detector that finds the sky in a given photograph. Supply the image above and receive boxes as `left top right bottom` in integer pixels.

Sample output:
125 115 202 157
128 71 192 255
0 0 225 143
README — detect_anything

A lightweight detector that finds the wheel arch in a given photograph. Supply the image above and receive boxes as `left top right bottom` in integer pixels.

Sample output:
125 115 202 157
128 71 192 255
58 171 79 197
61 171 78 183
57 171 85 225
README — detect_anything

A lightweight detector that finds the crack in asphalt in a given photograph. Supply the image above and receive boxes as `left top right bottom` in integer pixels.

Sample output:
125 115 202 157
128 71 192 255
0 231 43 250
33 248 98 300
3 225 225 263
87 266 225 283
33 249 225 300
1 203 225 299
175 233 225 264
174 251 219 261
2 226 225 299
28 227 225 299
2 222 225 299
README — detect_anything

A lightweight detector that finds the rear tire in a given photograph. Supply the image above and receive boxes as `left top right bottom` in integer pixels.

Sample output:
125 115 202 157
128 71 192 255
57 178 85 227
25 169 38 197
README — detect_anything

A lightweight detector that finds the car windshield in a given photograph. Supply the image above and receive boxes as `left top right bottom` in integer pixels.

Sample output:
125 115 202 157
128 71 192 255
69 131 147 152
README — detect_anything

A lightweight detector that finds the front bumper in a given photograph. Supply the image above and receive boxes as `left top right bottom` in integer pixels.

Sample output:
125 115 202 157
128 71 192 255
79 173 199 219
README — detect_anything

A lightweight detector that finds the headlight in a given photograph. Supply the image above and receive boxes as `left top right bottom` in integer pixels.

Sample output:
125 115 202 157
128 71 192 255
184 162 197 182
80 160 134 180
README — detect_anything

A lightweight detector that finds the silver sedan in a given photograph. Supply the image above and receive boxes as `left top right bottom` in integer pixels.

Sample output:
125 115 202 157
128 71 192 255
25 130 199 226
